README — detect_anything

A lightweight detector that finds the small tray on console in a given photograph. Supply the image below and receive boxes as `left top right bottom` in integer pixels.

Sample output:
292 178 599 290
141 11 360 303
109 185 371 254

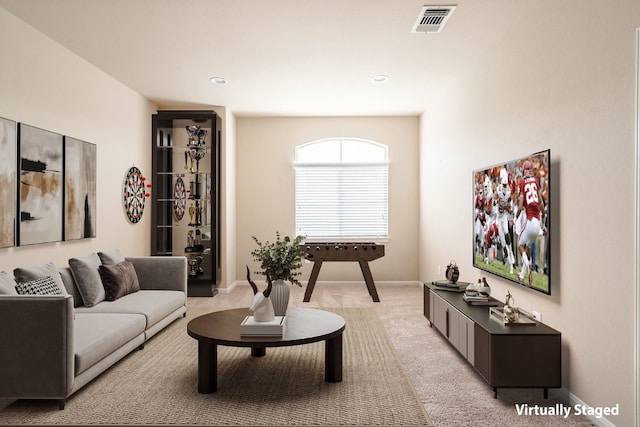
489 307 536 326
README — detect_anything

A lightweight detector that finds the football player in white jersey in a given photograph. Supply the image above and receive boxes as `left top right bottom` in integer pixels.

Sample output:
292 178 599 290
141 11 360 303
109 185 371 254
494 176 516 274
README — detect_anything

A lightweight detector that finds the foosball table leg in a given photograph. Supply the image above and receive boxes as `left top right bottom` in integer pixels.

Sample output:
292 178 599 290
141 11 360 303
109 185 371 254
359 260 380 302
303 260 323 302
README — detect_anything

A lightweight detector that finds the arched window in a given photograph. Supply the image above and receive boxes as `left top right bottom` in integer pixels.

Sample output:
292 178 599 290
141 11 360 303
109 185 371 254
294 138 388 239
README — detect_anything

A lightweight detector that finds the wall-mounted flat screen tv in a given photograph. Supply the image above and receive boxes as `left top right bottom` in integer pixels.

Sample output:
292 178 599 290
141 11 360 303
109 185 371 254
473 149 550 295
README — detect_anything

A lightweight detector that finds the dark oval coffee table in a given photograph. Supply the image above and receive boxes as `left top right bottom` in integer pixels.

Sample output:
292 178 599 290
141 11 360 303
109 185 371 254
187 307 346 393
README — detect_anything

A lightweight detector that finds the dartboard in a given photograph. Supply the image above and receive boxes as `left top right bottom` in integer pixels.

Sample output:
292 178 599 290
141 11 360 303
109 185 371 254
173 176 186 221
123 166 146 223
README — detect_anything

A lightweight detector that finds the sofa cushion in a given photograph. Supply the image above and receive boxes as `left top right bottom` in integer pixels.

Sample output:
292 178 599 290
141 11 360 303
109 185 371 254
69 254 105 307
15 276 63 296
75 290 186 329
0 271 18 295
98 260 140 301
59 267 84 308
73 313 146 376
13 262 68 296
97 249 126 266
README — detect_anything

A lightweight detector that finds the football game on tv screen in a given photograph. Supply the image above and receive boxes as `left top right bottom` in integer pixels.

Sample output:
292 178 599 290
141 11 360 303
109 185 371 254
473 149 550 295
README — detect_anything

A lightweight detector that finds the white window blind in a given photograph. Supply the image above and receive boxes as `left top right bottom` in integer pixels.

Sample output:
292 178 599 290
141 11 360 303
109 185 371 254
295 139 388 240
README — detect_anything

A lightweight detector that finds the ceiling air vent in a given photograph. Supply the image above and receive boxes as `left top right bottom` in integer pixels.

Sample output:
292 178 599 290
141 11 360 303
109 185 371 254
411 5 456 34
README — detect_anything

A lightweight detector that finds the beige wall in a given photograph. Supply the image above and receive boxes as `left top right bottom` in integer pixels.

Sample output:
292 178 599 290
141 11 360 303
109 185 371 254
235 116 419 286
222 109 237 288
0 8 156 272
420 2 639 425
3 2 639 425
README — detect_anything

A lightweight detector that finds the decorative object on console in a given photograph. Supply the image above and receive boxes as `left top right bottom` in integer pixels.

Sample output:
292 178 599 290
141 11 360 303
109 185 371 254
476 277 491 296
251 232 305 316
502 291 519 323
461 277 497 305
462 289 496 305
445 260 459 283
432 279 468 292
473 149 551 295
123 166 151 224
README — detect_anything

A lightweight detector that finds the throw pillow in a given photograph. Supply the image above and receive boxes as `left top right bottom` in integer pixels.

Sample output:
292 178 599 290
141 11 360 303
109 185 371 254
13 261 68 296
15 276 63 296
97 249 126 266
69 253 105 307
0 271 19 295
98 260 140 301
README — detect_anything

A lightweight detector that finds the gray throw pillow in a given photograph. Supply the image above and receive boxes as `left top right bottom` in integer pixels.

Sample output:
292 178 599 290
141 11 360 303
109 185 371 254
69 253 105 307
98 260 140 301
97 249 126 266
15 276 63 296
0 271 19 295
13 261 68 296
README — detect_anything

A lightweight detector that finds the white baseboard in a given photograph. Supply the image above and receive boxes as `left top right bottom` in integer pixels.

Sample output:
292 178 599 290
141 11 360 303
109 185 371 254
218 280 421 293
552 387 617 427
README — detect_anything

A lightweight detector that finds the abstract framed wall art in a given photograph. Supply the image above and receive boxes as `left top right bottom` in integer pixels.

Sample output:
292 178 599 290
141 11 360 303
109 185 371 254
0 117 17 248
65 137 97 240
17 124 64 246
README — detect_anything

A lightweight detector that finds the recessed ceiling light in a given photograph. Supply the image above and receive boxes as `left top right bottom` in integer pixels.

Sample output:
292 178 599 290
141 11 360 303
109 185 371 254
209 77 227 85
371 75 389 84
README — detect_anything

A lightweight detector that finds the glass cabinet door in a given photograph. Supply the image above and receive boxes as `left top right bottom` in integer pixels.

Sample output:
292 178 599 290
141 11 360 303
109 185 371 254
152 111 220 296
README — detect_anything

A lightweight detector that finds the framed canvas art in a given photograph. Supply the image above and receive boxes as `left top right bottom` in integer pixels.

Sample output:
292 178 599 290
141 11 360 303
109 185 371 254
65 136 97 240
0 117 17 248
17 124 64 246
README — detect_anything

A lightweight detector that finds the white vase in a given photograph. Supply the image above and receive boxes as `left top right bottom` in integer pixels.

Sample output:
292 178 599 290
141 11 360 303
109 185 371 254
270 279 290 316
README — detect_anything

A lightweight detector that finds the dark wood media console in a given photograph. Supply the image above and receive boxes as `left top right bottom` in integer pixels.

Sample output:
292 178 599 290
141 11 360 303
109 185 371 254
423 282 561 398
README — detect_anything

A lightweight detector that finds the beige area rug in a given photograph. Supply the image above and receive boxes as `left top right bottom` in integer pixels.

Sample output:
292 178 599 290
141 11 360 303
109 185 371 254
0 307 433 426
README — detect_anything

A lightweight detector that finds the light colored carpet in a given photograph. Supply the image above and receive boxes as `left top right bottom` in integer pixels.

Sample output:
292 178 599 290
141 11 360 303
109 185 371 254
376 305 596 427
0 307 433 426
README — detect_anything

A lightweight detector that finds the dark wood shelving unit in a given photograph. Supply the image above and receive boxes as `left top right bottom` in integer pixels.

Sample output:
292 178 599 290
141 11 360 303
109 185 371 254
151 110 221 296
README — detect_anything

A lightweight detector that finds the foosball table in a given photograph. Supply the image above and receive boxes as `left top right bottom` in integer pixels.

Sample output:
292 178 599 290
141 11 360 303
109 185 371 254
300 242 385 302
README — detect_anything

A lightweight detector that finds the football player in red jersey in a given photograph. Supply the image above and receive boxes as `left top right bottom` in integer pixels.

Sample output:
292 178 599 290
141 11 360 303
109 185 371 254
484 222 499 264
516 160 545 284
474 183 488 256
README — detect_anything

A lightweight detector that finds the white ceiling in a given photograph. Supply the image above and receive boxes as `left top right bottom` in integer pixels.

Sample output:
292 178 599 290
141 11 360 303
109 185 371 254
0 0 534 117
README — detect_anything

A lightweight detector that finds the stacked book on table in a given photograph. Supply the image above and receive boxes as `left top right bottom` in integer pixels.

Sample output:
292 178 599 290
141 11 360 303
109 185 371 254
431 280 469 292
240 315 286 337
462 292 499 306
